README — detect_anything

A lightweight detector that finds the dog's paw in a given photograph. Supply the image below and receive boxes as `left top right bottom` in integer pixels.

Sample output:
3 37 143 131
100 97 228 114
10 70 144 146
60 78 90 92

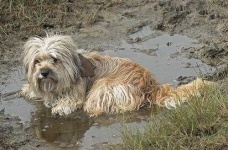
19 84 40 100
44 101 53 108
51 105 72 116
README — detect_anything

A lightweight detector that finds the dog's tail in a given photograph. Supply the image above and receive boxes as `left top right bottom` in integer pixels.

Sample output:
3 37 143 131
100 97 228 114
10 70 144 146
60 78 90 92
153 78 213 109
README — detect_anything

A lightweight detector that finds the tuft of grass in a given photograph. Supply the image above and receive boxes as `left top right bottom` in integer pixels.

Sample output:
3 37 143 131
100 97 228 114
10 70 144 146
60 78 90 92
118 85 228 150
75 5 101 26
85 6 101 26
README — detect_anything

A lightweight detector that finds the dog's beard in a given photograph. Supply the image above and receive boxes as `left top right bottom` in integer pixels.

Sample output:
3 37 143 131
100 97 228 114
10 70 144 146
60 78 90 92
31 69 58 93
38 78 57 92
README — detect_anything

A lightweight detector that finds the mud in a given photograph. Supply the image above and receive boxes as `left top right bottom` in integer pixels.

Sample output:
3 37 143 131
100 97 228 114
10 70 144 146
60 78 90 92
0 0 227 149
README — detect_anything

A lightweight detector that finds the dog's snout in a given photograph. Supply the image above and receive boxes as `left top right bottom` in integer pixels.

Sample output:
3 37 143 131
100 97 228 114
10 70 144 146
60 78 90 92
41 69 50 78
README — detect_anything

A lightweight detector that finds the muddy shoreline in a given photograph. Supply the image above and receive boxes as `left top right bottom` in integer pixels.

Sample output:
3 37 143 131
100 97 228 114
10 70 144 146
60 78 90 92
0 0 227 149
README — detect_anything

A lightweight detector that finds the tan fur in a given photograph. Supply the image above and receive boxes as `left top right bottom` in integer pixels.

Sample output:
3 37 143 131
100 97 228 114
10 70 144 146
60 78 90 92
19 35 213 116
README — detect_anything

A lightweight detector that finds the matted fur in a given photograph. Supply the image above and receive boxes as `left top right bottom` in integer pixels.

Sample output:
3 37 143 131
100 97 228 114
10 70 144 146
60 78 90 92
20 35 213 116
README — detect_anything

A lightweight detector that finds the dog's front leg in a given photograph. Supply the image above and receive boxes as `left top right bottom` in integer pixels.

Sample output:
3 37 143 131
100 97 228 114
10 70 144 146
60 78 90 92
18 84 40 100
51 98 84 116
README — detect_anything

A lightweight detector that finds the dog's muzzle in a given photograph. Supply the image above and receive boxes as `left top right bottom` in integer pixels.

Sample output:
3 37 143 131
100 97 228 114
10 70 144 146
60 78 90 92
37 68 58 92
38 69 53 79
41 70 50 78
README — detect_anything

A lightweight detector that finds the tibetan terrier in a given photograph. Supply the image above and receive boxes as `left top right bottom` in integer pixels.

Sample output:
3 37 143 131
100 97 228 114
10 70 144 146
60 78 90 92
19 35 212 116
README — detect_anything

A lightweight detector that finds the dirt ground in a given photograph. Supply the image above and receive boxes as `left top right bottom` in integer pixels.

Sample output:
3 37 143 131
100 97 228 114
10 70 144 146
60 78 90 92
0 0 227 149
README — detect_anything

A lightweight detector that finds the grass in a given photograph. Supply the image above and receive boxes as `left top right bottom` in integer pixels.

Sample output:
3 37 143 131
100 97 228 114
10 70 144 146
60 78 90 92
0 0 66 37
117 84 228 150
1 0 226 38
0 0 114 38
0 0 124 38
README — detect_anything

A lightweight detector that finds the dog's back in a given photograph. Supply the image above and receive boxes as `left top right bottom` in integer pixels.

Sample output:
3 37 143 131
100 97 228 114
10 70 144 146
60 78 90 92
83 52 213 116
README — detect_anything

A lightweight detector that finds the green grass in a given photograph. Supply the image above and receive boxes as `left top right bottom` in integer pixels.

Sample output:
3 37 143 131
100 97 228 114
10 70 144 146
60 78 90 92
118 84 228 150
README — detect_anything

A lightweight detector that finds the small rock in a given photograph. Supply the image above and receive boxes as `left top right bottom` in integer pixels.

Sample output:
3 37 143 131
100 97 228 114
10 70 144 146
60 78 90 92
60 143 67 148
175 76 197 86
132 37 141 43
0 108 5 114
167 42 172 46
93 123 99 126
34 118 39 121
183 62 191 68
170 52 181 58
175 76 187 81
54 141 60 144
36 144 41 147
76 141 82 146
44 125 49 129
67 144 74 148
112 134 118 138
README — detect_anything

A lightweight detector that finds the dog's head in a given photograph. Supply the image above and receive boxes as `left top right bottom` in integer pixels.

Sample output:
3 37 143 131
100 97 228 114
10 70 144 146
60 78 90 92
23 35 95 93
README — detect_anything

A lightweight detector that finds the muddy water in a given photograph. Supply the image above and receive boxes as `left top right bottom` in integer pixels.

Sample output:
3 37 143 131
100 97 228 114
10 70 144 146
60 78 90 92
0 67 35 123
103 26 214 86
0 26 215 149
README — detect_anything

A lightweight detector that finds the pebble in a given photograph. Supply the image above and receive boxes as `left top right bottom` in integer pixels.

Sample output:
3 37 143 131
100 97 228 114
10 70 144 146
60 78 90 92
76 141 82 146
60 143 67 148
183 62 191 68
67 144 74 148
93 123 99 126
167 42 173 46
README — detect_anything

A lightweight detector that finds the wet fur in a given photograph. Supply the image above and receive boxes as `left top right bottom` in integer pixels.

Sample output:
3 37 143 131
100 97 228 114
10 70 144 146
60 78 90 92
20 35 212 116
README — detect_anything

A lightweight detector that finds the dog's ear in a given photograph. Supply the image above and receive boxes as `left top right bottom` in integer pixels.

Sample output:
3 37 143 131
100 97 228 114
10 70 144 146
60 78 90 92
78 54 95 77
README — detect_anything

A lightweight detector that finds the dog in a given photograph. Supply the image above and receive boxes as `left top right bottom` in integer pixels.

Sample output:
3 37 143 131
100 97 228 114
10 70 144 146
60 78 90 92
19 35 212 116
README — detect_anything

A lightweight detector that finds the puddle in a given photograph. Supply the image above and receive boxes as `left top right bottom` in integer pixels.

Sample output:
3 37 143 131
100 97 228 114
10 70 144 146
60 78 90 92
33 105 151 149
0 67 35 123
0 26 215 149
103 26 215 86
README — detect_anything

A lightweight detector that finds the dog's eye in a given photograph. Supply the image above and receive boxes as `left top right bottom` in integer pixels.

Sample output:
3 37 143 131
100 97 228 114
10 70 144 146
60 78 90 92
34 59 40 65
52 57 58 63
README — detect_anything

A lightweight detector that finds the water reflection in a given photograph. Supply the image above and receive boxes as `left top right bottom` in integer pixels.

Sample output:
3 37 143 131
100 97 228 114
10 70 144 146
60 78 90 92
34 103 92 144
33 102 155 149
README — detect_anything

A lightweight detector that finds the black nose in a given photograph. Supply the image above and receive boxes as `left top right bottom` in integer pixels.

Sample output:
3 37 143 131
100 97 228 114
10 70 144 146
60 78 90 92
41 70 50 78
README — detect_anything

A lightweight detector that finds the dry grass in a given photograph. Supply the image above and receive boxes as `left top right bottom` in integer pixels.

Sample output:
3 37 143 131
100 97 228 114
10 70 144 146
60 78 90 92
0 0 66 34
1 0 226 38
0 0 119 38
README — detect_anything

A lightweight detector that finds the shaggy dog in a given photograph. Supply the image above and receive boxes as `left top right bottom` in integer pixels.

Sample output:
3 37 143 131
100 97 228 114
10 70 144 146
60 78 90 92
20 35 212 116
